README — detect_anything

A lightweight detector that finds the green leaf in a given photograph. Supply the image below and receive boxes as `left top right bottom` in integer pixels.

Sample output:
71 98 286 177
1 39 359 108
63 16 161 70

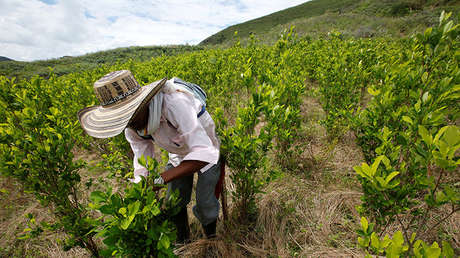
110 195 122 209
90 191 106 203
376 176 386 188
443 186 459 202
371 156 384 176
414 240 423 257
443 21 454 35
0 188 9 194
382 234 392 248
354 165 366 178
414 101 421 112
385 171 400 185
99 205 114 215
439 11 451 24
146 156 157 172
434 126 450 144
422 91 430 103
17 234 31 240
443 126 460 145
436 191 448 203
439 10 446 24
418 125 432 146
441 241 454 258
151 205 161 216
361 217 369 233
381 156 391 169
368 87 380 96
402 116 413 125
118 207 127 217
128 201 141 217
124 172 134 179
120 216 134 230
382 127 392 140
425 242 441 257
424 27 432 38
358 237 369 248
138 155 147 168
157 233 170 250
370 232 381 250
386 244 400 258
392 231 404 247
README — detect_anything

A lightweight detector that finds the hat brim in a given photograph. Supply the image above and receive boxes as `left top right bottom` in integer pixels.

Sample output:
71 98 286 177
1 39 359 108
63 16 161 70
78 78 167 138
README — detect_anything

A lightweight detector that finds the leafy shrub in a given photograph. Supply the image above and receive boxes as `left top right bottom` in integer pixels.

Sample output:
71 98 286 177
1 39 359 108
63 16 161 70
90 156 180 257
0 75 99 255
353 11 459 256
357 217 455 258
216 83 276 222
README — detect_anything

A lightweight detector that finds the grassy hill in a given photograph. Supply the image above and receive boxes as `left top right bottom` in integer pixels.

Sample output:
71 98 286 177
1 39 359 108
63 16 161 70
200 0 460 46
0 45 202 80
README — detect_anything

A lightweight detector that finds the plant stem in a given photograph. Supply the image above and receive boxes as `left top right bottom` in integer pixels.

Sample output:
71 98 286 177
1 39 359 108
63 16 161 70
378 219 391 238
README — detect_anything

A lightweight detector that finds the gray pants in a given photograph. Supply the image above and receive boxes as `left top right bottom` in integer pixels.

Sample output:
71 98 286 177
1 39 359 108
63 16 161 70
166 161 221 226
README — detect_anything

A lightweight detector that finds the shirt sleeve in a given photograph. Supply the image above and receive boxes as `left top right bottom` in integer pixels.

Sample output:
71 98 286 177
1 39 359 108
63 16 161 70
124 127 155 183
164 93 219 170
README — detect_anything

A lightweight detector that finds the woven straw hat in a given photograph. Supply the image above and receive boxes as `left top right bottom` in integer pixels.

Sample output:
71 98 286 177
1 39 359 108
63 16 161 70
78 70 166 138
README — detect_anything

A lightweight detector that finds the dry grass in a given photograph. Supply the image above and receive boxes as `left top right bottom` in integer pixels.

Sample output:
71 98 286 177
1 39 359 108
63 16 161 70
0 176 90 257
174 239 248 258
256 175 363 257
444 212 460 248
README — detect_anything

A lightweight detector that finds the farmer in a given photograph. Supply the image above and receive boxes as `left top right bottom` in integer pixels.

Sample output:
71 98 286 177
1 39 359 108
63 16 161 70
78 70 221 242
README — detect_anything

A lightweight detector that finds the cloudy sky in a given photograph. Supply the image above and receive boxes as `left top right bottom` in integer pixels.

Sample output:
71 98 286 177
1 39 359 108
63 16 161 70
0 0 307 61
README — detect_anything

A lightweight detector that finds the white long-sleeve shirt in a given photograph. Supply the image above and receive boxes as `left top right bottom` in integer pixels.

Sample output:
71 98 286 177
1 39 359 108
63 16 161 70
125 79 220 182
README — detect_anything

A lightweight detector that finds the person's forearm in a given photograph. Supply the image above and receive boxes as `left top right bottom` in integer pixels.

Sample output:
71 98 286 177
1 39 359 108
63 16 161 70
160 160 208 183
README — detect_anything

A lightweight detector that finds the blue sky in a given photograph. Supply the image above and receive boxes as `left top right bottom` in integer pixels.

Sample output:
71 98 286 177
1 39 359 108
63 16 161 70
0 0 307 61
38 0 58 4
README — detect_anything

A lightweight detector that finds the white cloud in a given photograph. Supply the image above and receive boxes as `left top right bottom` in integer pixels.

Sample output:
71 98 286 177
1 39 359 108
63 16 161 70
0 0 306 61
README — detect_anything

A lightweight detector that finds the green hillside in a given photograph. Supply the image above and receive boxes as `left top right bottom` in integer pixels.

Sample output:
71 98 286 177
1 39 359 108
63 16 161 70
2 0 459 81
200 0 460 45
0 45 202 80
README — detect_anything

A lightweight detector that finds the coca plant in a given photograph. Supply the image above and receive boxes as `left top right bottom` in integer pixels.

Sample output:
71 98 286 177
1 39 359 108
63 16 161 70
357 216 455 258
89 156 180 257
215 83 276 222
0 75 99 256
353 12 459 256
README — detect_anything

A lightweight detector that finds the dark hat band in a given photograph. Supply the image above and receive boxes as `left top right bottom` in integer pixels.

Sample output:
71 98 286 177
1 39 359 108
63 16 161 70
100 85 140 106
